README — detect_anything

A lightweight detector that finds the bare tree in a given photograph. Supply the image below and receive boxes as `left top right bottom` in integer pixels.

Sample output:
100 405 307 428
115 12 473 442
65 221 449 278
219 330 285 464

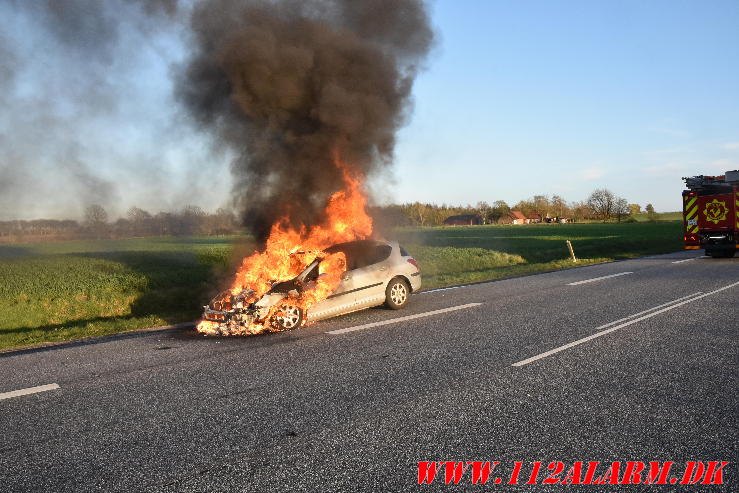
570 201 591 222
551 195 568 218
181 205 206 235
532 194 550 217
84 204 109 238
587 189 616 222
126 206 152 236
407 202 428 226
476 201 491 224
614 198 630 222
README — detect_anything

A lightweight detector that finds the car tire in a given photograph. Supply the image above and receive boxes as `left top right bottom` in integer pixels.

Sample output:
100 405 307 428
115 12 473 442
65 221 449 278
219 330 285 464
724 250 736 258
271 304 304 331
385 277 410 310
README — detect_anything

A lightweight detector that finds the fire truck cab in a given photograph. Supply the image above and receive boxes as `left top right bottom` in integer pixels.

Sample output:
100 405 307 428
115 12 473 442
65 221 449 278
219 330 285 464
682 170 739 258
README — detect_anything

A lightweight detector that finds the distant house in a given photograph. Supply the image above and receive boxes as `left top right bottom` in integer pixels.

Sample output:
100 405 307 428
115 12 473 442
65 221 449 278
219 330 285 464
502 210 527 225
444 214 483 226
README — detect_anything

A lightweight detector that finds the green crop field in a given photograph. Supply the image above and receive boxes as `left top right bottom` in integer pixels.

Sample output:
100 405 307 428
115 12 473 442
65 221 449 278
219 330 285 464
630 211 683 222
396 222 683 287
0 222 683 350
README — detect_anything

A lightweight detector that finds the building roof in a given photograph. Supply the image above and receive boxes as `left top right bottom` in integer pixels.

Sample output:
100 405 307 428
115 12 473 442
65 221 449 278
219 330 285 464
508 210 527 220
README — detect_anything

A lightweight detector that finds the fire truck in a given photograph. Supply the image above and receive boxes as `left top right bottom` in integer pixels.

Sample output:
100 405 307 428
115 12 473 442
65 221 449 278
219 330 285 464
682 170 739 258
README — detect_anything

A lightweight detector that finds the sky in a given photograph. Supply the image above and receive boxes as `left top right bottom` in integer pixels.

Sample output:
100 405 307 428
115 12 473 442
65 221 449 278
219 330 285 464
1 0 738 220
394 0 739 212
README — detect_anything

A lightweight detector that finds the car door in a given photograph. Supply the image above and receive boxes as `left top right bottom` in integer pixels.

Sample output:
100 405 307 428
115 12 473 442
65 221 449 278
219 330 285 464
345 243 393 310
304 244 357 321
306 242 391 320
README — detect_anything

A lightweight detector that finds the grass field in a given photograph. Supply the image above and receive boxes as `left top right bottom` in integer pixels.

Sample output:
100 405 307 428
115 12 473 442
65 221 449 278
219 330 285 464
0 222 683 350
630 211 683 222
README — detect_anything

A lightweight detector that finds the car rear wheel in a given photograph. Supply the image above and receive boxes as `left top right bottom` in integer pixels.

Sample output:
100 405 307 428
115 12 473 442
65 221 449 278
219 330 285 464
385 278 410 310
272 304 304 331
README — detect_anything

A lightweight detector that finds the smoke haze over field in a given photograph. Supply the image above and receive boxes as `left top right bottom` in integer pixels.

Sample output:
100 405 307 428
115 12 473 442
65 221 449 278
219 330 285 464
177 0 433 241
0 0 229 221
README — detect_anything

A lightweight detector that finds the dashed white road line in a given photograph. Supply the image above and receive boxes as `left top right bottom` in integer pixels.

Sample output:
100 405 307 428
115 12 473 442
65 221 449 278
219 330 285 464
416 286 462 294
513 281 739 367
326 303 482 335
567 271 633 286
0 383 60 401
671 256 706 264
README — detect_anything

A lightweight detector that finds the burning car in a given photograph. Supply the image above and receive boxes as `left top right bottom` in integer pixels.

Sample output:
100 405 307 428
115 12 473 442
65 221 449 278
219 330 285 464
200 239 421 334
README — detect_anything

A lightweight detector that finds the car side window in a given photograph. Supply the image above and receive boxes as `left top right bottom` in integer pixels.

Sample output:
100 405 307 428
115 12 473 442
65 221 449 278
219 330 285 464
326 246 357 271
354 244 392 269
371 245 392 264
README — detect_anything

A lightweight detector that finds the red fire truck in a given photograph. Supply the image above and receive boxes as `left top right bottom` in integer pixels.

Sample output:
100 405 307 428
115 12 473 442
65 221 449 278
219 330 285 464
682 170 739 258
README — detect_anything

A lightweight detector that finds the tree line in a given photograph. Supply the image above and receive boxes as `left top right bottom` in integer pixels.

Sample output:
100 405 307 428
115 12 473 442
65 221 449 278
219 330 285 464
0 205 240 242
373 189 658 227
0 189 660 242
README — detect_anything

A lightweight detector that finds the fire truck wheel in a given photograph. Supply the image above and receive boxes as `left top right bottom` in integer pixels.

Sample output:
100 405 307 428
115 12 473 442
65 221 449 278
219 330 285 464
272 304 303 331
709 250 733 258
385 277 410 310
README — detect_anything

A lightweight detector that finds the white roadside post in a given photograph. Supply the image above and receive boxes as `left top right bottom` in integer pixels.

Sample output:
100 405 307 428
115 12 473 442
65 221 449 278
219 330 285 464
566 240 578 262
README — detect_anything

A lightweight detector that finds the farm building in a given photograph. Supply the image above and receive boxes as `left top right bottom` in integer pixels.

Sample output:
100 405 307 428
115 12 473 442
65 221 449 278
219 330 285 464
444 214 483 226
499 210 527 225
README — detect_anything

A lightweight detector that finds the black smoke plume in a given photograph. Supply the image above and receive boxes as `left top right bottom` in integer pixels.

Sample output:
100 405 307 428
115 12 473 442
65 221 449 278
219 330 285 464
178 0 434 241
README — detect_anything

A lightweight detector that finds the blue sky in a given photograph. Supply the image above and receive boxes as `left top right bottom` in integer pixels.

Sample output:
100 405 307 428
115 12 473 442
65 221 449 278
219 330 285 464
1 0 738 219
393 0 739 211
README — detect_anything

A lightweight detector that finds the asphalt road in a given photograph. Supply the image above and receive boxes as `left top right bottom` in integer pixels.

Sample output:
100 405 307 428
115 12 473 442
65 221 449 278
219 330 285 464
1 251 737 491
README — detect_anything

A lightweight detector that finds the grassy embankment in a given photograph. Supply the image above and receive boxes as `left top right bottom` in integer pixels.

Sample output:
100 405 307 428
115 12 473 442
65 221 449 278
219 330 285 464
0 222 682 350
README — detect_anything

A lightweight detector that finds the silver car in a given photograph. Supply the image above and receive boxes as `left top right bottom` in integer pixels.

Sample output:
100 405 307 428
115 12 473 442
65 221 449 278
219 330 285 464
202 239 421 332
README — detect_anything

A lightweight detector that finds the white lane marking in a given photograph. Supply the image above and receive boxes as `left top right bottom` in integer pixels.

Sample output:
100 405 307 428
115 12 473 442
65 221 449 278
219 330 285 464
326 303 482 335
513 281 739 367
590 292 703 330
0 383 60 401
672 257 703 264
567 271 633 286
417 286 461 295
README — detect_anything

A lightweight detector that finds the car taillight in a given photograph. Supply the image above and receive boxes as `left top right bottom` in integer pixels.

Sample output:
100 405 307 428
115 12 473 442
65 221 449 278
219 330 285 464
407 258 420 270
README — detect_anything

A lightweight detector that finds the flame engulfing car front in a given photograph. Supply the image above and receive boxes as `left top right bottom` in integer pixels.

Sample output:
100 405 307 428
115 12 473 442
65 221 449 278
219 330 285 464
201 289 292 335
198 240 421 335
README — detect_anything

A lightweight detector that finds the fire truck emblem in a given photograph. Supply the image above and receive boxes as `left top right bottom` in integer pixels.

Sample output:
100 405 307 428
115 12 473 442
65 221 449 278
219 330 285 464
703 199 728 224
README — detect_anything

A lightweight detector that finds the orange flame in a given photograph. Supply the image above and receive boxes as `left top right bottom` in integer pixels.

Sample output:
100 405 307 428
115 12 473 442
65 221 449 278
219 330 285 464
197 158 372 335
